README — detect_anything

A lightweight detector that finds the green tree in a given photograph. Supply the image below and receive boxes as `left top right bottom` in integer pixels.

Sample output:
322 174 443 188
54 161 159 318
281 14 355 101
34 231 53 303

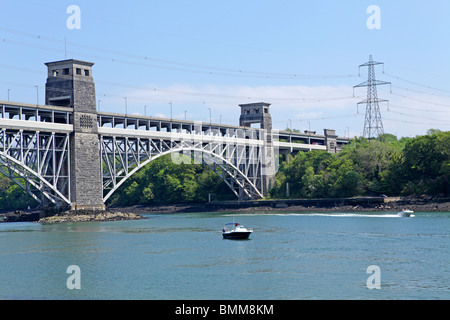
300 166 316 198
4 184 38 210
106 154 235 206
338 138 402 195
142 183 155 203
401 131 450 195
123 181 140 205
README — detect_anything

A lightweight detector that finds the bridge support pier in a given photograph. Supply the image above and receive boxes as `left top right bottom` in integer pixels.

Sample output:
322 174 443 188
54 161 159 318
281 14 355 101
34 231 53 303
239 102 276 198
45 59 105 212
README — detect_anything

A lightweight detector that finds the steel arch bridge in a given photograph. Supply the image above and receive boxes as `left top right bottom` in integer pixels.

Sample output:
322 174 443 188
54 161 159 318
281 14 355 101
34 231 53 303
0 125 266 207
99 128 267 202
0 59 348 211
0 101 347 210
0 102 276 208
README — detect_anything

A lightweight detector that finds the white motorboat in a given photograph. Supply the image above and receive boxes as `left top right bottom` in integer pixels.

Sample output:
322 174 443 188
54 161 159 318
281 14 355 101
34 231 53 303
397 209 414 217
222 223 253 239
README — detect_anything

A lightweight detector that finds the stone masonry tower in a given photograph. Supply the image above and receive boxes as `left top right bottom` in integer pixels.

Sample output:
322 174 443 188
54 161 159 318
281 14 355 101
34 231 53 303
239 102 272 131
324 129 338 154
45 59 105 211
239 102 276 197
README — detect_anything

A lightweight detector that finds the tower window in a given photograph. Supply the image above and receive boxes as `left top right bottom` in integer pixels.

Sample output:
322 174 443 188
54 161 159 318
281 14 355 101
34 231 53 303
76 68 82 75
84 69 90 76
63 68 70 75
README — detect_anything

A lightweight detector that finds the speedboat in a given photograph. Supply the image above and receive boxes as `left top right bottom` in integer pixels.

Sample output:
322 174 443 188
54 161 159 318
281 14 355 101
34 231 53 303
222 223 253 239
397 209 414 217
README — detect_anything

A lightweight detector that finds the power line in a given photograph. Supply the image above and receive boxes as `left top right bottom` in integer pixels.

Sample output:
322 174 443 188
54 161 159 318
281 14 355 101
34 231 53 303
392 85 450 98
94 79 360 103
386 109 450 123
389 104 450 114
384 72 450 94
0 75 360 105
0 63 43 75
276 113 360 123
0 27 359 80
383 116 450 126
0 80 37 88
390 92 450 108
2 28 450 131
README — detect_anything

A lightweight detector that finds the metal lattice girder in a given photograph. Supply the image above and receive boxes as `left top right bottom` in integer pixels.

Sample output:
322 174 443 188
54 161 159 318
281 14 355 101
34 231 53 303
0 102 284 206
0 129 70 205
100 133 265 202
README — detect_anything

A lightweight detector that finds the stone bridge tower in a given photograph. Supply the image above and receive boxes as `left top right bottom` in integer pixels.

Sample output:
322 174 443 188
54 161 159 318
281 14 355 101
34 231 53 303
239 102 276 196
45 59 105 211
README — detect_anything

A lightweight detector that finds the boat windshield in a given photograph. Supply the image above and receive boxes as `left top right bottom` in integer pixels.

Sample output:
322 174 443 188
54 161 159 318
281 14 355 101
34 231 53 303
223 223 240 232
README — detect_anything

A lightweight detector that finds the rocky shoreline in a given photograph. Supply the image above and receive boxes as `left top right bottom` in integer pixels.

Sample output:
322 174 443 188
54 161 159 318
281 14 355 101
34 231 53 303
1 209 145 223
38 211 145 224
106 196 450 215
1 197 449 223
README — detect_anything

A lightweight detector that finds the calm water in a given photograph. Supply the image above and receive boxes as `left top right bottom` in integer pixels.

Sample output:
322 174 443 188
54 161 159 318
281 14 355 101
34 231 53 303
0 211 448 300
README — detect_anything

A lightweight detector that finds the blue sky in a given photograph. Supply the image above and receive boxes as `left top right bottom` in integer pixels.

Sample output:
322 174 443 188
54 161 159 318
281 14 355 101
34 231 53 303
1 0 449 137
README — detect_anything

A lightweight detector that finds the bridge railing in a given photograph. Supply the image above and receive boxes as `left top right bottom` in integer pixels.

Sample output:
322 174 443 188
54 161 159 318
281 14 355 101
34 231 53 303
276 130 350 153
97 112 266 141
0 102 350 152
0 101 72 125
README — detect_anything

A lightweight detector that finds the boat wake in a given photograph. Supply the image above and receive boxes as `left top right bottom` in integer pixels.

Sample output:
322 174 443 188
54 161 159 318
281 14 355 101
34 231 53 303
301 213 401 218
225 213 405 218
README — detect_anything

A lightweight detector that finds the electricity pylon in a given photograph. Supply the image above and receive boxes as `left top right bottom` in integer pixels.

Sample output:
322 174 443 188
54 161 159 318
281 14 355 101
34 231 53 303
354 55 391 139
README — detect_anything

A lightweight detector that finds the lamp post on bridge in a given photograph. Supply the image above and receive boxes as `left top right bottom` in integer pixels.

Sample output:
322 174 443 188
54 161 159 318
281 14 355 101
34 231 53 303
34 85 39 106
308 121 311 146
123 97 128 115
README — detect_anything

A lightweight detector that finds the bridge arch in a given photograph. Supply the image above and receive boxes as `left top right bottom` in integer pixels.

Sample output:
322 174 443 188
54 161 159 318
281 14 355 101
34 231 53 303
102 146 264 203
0 137 264 208
0 152 70 206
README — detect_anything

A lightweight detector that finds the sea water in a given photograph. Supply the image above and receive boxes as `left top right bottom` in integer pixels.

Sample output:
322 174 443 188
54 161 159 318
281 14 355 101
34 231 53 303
0 211 448 299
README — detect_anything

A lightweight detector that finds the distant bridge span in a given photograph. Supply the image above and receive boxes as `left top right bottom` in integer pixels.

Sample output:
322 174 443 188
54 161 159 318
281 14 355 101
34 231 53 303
0 59 349 211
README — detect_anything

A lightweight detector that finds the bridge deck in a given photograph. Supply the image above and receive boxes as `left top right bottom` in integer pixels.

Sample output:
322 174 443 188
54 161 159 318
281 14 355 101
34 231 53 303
0 100 349 151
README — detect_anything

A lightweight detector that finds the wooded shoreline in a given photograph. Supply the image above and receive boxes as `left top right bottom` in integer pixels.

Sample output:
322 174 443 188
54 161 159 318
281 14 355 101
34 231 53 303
1 196 449 223
110 196 450 214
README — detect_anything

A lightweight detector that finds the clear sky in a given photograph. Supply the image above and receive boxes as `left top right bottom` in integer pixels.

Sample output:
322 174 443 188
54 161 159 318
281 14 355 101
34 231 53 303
1 0 449 138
